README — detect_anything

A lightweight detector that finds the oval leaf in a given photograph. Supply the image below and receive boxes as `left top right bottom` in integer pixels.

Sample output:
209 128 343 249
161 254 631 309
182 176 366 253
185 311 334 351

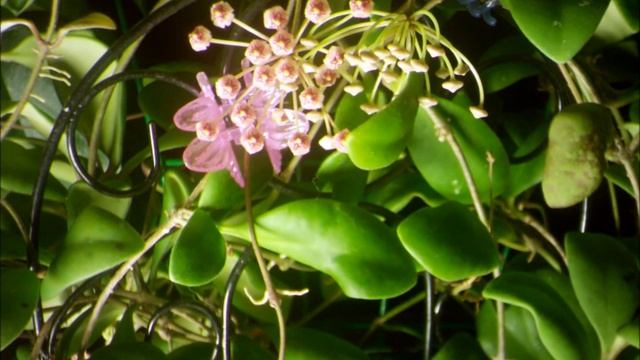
169 209 226 286
347 73 422 170
90 342 167 360
483 271 599 360
432 333 488 360
57 12 116 38
397 202 500 281
226 199 416 299
315 152 367 203
282 327 368 360
66 181 131 225
408 98 510 203
41 206 143 299
542 103 612 208
0 267 39 350
502 0 610 62
566 232 639 354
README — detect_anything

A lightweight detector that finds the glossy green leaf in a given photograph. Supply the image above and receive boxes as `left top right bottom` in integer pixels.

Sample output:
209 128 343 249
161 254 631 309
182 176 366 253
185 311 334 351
397 202 500 281
169 209 226 286
566 232 639 354
57 12 117 38
1 140 66 202
90 342 168 360
225 199 416 299
365 171 446 211
477 302 553 360
138 79 195 130
57 302 126 359
432 333 487 360
618 315 640 348
347 73 422 170
282 327 367 360
542 103 613 208
481 62 539 93
111 306 136 345
0 267 39 350
161 170 192 222
315 152 367 203
66 181 131 225
41 206 143 299
503 150 545 198
168 337 274 360
594 0 640 45
502 0 610 62
2 0 34 15
605 163 636 196
334 91 369 130
483 271 599 360
408 98 510 203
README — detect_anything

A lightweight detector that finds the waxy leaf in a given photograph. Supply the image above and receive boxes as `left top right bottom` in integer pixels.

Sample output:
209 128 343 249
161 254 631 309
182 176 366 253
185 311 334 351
169 209 226 286
408 98 510 203
347 73 422 170
397 202 500 281
566 232 639 354
0 267 39 350
57 12 116 38
315 152 367 203
225 199 416 299
481 62 539 93
90 342 167 360
66 181 131 225
477 302 554 360
281 327 367 360
432 333 487 360
502 0 610 62
484 271 599 360
41 206 143 299
542 103 613 208
365 171 446 211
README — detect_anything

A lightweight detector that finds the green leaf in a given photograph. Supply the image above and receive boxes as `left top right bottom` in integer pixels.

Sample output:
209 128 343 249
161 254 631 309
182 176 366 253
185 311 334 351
432 333 488 360
566 232 639 355
483 271 599 360
347 73 422 170
315 152 367 203
57 12 117 39
168 337 275 360
604 163 636 196
542 103 613 208
57 302 126 359
66 181 131 225
481 62 539 93
476 302 554 360
90 342 167 360
111 306 136 346
281 327 368 360
224 199 416 299
169 209 226 286
334 91 369 130
397 202 500 281
138 78 195 130
0 267 39 350
0 140 66 202
1 0 34 15
408 98 510 203
502 0 610 62
365 171 446 211
618 315 640 348
41 206 143 299
160 170 192 222
503 150 546 198
594 0 640 45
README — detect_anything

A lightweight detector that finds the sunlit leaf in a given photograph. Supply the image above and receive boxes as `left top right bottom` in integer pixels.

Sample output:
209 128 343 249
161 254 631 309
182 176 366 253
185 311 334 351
57 12 117 39
315 152 367 203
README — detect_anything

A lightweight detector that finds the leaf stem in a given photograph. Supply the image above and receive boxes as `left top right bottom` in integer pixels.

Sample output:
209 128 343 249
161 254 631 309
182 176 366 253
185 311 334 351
243 152 286 360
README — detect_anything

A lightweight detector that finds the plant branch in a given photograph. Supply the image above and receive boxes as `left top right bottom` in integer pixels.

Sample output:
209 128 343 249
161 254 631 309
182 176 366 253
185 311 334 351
243 152 286 360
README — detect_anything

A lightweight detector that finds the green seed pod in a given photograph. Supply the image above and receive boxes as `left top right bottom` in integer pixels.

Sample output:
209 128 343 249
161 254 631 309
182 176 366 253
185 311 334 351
542 103 613 208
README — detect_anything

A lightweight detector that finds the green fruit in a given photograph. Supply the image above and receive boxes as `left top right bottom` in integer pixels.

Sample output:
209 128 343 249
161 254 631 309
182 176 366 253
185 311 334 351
542 103 612 208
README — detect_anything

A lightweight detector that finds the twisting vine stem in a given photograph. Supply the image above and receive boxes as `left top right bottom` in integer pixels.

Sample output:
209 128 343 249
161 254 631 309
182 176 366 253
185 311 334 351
243 152 287 360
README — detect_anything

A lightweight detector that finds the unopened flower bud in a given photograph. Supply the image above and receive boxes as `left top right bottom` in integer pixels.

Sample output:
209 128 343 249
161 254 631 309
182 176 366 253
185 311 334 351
241 126 265 154
305 0 332 24
306 110 324 123
358 61 378 72
380 70 399 83
397 60 413 73
426 44 445 58
302 63 318 73
374 48 390 59
387 43 401 53
419 96 438 108
344 53 361 66
435 67 449 79
469 105 488 119
349 0 374 18
231 103 257 127
263 5 288 30
279 82 299 92
196 120 221 141
442 79 464 93
315 67 339 87
275 57 299 84
333 129 349 152
289 132 311 156
319 135 336 150
323 46 344 69
300 38 319 48
299 87 324 110
188 26 212 52
215 75 241 99
253 65 277 90
410 59 429 73
269 30 296 56
390 47 411 60
344 83 363 95
360 103 381 114
454 63 469 76
358 50 378 64
271 109 289 124
210 1 234 28
245 40 272 65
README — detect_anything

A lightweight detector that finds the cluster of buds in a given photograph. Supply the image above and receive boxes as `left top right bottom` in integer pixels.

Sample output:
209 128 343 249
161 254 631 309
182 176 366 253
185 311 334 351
177 0 486 185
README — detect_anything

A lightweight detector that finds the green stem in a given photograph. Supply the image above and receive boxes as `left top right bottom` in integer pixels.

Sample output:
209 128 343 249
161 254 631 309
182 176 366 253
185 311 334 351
360 292 426 344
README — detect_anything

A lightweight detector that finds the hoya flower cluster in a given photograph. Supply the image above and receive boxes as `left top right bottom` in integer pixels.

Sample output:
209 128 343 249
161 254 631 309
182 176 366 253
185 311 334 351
176 0 487 186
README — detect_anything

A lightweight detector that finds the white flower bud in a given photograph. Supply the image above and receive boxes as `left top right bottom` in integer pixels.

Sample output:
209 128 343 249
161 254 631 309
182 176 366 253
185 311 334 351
275 57 299 84
314 66 339 87
349 0 374 18
344 83 364 96
215 75 241 99
426 44 445 58
241 126 265 154
210 1 234 28
263 5 288 30
305 0 332 24
245 40 272 65
442 79 464 93
269 30 296 56
288 132 311 156
299 87 324 110
323 46 345 69
188 26 212 52
410 59 429 73
419 96 438 108
253 65 277 90
469 106 488 119
360 103 381 114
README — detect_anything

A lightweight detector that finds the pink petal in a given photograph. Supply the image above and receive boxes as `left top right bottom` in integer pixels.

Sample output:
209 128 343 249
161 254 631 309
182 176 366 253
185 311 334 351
196 72 215 99
266 143 282 173
173 97 223 131
183 137 245 187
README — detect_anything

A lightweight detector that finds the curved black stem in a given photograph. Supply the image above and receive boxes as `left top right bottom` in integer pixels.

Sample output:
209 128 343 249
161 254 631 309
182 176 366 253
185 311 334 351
222 246 254 360
28 0 198 338
423 272 433 360
66 70 198 197
145 301 221 360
